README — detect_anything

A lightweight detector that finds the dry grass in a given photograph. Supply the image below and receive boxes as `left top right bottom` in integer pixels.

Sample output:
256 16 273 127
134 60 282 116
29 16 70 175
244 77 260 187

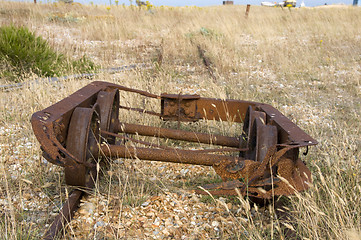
0 1 360 239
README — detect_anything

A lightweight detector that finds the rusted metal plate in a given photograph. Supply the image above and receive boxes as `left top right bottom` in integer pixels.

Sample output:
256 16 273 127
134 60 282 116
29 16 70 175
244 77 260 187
161 94 201 121
259 104 317 147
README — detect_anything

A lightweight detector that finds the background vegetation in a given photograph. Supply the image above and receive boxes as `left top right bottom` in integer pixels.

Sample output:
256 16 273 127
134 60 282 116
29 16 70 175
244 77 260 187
0 1 360 239
0 25 96 82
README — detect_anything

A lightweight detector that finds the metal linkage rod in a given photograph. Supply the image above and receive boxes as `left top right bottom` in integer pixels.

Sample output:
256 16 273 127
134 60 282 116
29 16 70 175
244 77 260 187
114 121 240 148
100 144 242 166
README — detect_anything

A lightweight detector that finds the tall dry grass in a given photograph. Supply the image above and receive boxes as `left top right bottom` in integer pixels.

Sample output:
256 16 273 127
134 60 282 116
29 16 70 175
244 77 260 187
0 1 360 239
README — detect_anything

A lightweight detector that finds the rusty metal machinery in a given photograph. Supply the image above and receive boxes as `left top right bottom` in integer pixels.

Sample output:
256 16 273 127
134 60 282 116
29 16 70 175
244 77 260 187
31 81 317 238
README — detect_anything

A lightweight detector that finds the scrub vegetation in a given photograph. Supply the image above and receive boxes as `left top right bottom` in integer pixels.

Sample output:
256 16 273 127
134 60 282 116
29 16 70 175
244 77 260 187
0 25 96 82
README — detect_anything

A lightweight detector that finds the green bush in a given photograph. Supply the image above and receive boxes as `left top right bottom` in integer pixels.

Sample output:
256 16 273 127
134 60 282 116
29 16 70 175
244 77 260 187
0 25 97 82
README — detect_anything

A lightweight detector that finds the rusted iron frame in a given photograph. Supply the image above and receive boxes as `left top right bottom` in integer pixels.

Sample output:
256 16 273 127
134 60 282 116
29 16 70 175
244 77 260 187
31 81 318 237
31 81 317 170
31 82 317 236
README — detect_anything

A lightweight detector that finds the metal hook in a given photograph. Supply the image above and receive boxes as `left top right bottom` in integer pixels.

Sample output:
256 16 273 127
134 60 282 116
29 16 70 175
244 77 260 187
303 146 309 156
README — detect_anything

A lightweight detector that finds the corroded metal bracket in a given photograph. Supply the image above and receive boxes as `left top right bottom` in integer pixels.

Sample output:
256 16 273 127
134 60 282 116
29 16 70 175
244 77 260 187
161 93 201 121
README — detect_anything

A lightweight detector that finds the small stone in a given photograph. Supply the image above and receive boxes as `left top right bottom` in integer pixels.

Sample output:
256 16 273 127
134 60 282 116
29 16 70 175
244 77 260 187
164 218 173 227
152 218 160 228
211 221 219 227
114 159 124 164
162 228 170 236
227 203 232 210
94 221 105 229
180 169 189 176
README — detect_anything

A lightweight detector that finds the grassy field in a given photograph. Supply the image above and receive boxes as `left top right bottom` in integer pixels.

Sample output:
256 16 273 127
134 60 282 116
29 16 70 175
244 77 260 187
0 1 360 239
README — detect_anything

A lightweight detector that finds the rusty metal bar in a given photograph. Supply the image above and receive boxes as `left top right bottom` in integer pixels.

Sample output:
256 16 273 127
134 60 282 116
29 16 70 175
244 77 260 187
102 129 247 153
101 130 172 149
43 190 83 240
186 147 247 153
100 144 241 166
112 84 160 99
119 105 161 117
114 121 240 148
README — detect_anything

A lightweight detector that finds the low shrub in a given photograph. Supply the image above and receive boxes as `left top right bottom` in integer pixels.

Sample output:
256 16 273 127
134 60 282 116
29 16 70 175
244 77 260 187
0 25 97 82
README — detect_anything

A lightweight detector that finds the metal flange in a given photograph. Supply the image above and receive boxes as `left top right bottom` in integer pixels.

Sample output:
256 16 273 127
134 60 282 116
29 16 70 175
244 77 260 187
96 89 119 144
64 105 100 187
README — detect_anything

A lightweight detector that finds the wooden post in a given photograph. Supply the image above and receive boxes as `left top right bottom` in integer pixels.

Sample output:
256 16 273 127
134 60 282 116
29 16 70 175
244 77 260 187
245 4 251 18
223 1 234 5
